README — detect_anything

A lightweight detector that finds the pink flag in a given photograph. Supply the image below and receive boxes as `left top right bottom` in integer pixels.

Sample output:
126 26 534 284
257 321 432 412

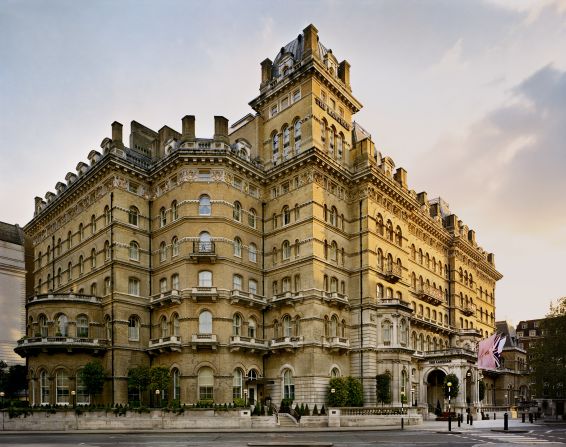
478 333 506 370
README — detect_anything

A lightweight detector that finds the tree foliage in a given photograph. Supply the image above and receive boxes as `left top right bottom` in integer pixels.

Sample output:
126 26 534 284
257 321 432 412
327 376 364 407
375 374 391 405
530 315 566 399
128 365 150 405
0 362 27 399
80 361 106 403
443 374 459 399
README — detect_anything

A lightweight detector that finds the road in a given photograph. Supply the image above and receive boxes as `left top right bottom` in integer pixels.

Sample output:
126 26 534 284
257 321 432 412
1 425 566 447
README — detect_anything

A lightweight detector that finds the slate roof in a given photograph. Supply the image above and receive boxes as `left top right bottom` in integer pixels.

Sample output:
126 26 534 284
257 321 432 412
273 33 329 65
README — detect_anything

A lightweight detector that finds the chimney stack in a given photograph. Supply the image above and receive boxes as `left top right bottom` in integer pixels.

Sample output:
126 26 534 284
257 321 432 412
487 253 495 265
394 167 407 189
417 191 428 205
111 121 124 148
302 24 319 60
338 60 351 87
214 116 229 143
261 58 273 85
182 115 196 141
468 229 476 245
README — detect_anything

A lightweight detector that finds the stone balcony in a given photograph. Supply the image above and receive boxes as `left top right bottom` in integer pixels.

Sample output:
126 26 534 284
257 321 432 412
15 336 109 356
191 333 218 350
27 293 102 306
411 313 453 333
270 336 303 352
460 303 476 317
417 284 443 306
383 263 402 283
271 291 301 306
229 335 269 353
324 336 350 352
188 241 217 263
190 287 219 301
150 289 181 308
322 291 349 307
147 335 182 354
230 290 268 309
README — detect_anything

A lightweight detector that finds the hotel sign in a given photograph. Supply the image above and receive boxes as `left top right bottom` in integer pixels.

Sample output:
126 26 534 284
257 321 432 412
315 97 351 131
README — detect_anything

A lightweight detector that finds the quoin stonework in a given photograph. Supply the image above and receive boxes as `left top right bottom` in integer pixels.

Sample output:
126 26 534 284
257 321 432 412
17 25 503 412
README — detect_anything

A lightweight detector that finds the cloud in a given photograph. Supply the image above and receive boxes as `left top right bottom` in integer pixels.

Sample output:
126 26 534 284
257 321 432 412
415 64 566 236
428 38 469 75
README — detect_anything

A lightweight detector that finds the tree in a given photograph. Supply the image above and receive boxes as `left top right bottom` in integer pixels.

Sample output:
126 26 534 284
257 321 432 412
150 366 170 406
0 362 27 399
327 377 348 407
443 374 460 399
375 374 391 406
128 366 150 405
530 315 566 399
80 361 106 404
345 376 363 407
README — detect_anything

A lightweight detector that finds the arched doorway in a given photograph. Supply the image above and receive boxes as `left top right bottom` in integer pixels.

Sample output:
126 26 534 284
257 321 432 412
427 369 446 413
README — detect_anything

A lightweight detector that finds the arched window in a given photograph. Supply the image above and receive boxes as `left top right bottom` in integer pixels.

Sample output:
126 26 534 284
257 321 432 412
171 200 178 221
396 226 403 246
419 333 424 351
199 195 211 216
40 370 50 404
330 315 338 337
382 320 392 345
400 370 407 401
67 261 72 282
283 315 293 337
172 313 180 337
232 314 242 336
199 310 212 334
410 244 416 259
330 206 337 226
282 240 291 260
57 314 68 336
159 241 167 262
376 214 384 236
128 316 140 340
329 126 335 155
67 231 72 250
199 231 212 253
76 315 88 338
129 241 139 261
248 208 257 228
172 237 179 257
400 319 408 346
104 240 111 261
283 206 291 225
233 237 242 257
249 243 257 263
386 221 394 241
320 119 327 147
283 369 295 400
90 282 97 296
272 132 280 163
160 315 169 338
233 201 242 221
159 207 167 228
282 276 291 293
57 267 62 287
293 119 302 153
330 276 338 293
172 368 180 401
91 248 96 270
377 248 384 270
56 238 61 256
233 274 242 291
282 126 290 160
337 133 344 159
331 367 340 378
39 314 48 337
78 223 84 242
248 317 257 338
171 273 180 290
198 270 212 287
377 283 384 300
104 205 111 226
233 368 243 399
411 332 417 350
91 214 97 234
56 369 69 404
330 241 338 261
76 370 90 405
294 239 300 257
129 207 139 226
198 367 214 400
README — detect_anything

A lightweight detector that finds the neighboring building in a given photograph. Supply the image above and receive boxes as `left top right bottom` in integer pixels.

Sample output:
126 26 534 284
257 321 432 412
0 222 28 365
516 318 544 365
16 25 502 413
479 321 529 409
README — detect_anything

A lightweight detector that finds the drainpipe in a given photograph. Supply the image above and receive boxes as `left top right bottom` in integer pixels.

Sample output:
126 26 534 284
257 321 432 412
110 192 115 405
359 198 364 394
261 202 266 385
148 198 153 363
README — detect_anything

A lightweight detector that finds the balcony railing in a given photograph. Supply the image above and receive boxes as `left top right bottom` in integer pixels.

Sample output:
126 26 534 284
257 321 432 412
325 336 350 351
461 303 476 316
323 291 349 307
418 284 443 306
27 293 102 305
191 333 218 349
150 289 181 307
411 313 452 332
229 335 269 352
270 336 303 351
383 263 402 283
189 241 217 263
230 290 268 309
191 287 218 301
379 298 413 310
148 335 182 353
15 336 109 356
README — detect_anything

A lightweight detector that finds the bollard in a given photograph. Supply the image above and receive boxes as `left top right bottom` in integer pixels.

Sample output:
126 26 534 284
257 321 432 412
529 413 533 423
522 412 525 423
504 412 509 431
448 414 452 432
458 414 461 427
494 412 496 420
401 417 404 430
470 414 473 425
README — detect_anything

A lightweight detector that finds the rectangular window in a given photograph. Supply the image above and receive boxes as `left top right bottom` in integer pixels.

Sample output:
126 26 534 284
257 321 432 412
339 106 344 117
198 170 211 182
249 185 259 198
270 104 278 117
128 182 138 194
330 98 336 110
249 279 258 295
233 176 242 190
281 96 289 109
128 278 140 296
281 181 289 194
321 91 327 103
293 89 301 102
271 187 278 199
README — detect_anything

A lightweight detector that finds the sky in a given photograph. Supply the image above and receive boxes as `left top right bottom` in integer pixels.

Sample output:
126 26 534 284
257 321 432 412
1 0 565 345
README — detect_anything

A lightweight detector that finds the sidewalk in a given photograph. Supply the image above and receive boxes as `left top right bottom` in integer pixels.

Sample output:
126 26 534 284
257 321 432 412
414 417 543 432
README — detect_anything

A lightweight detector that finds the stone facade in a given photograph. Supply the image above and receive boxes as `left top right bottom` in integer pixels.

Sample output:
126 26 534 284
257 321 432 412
17 25 502 413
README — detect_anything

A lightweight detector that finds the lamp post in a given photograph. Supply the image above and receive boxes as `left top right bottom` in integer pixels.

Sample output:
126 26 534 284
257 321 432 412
447 381 452 432
411 387 416 407
1 391 4 431
71 390 76 408
244 389 248 407
155 389 160 408
466 371 472 423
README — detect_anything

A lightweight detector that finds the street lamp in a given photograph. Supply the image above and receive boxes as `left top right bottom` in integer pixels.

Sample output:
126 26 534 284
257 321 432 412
155 389 160 408
244 389 248 407
411 387 416 407
71 390 76 408
1 391 4 431
401 391 405 430
447 381 452 432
